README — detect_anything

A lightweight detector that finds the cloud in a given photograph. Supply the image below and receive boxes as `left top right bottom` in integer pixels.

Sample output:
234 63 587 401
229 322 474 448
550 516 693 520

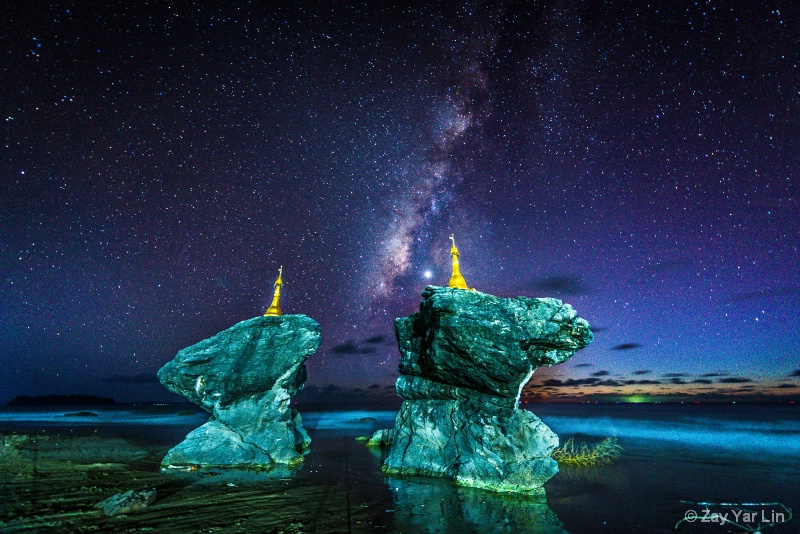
669 378 687 385
539 377 626 388
330 339 377 356
595 379 625 387
102 373 159 384
632 370 651 375
591 370 611 377
691 379 713 384
573 363 593 367
663 373 687 377
723 285 800 304
611 343 642 351
791 369 800 377
526 275 591 296
717 377 752 384
330 335 395 356
623 379 662 385
701 372 728 377
774 383 797 389
542 378 600 387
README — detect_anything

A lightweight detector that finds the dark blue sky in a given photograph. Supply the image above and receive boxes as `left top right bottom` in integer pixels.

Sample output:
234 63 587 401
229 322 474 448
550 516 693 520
2 1 798 403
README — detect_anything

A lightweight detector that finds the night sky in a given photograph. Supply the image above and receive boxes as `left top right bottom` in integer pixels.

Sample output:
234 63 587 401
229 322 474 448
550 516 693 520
2 1 798 404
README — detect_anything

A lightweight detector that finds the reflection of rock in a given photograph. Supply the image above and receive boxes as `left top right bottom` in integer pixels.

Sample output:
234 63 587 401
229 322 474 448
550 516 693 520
94 488 157 516
383 286 592 494
387 476 567 533
553 462 630 488
158 315 320 468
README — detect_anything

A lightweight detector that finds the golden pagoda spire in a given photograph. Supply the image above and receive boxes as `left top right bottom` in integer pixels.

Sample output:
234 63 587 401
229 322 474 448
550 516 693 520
448 234 472 290
264 266 283 316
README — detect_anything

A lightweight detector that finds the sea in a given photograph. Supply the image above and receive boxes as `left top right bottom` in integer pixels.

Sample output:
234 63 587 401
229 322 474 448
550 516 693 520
1 402 798 533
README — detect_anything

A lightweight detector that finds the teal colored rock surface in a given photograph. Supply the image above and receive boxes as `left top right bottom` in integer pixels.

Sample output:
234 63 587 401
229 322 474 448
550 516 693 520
366 428 393 448
94 488 157 517
158 315 320 469
383 286 592 494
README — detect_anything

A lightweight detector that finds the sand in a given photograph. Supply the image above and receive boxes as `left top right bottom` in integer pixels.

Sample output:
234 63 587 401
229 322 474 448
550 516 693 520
2 404 798 533
0 432 395 532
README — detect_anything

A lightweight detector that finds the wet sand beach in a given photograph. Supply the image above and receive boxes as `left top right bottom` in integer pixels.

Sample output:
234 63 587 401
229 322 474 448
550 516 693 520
1 404 798 533
1 431 396 532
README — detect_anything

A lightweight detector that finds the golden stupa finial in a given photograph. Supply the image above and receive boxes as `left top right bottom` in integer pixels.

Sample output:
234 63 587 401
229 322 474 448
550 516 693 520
264 266 283 316
448 235 473 290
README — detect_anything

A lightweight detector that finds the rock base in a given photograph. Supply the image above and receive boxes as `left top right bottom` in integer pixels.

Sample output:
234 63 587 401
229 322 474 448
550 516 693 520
382 396 558 494
162 407 310 469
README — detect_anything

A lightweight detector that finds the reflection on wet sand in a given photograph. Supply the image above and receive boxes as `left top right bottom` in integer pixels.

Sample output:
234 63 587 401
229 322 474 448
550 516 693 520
1 426 569 532
6 405 796 532
386 475 567 533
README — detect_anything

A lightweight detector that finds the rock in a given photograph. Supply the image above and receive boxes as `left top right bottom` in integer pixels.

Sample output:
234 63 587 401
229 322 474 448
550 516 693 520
366 428 393 448
382 286 592 494
94 488 156 516
157 315 320 469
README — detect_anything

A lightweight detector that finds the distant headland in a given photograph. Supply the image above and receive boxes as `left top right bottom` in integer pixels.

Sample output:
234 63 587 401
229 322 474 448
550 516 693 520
6 395 116 407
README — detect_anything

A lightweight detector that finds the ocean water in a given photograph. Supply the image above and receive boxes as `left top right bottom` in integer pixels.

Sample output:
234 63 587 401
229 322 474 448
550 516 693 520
533 402 800 459
0 405 208 428
532 403 800 533
1 403 798 532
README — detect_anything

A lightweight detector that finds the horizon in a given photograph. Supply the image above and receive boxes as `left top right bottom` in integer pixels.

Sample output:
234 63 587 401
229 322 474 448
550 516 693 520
3 386 799 407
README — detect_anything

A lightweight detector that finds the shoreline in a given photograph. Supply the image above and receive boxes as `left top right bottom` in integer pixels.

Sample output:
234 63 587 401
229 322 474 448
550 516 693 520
2 405 798 532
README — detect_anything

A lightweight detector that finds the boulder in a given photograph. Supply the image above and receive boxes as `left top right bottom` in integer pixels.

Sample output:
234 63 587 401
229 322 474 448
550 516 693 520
382 286 592 494
158 315 320 469
94 488 156 516
366 428 393 448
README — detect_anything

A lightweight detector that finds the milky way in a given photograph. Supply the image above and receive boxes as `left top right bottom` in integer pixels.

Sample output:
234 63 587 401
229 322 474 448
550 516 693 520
371 4 498 304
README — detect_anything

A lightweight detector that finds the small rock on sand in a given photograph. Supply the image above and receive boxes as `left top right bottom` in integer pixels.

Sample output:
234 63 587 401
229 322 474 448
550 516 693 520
94 488 156 516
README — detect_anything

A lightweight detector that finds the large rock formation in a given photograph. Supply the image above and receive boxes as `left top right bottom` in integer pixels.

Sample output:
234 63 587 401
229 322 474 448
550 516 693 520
158 315 320 469
382 286 592 494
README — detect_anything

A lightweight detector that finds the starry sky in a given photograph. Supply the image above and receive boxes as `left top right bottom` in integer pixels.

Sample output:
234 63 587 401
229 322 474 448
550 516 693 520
2 1 799 404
